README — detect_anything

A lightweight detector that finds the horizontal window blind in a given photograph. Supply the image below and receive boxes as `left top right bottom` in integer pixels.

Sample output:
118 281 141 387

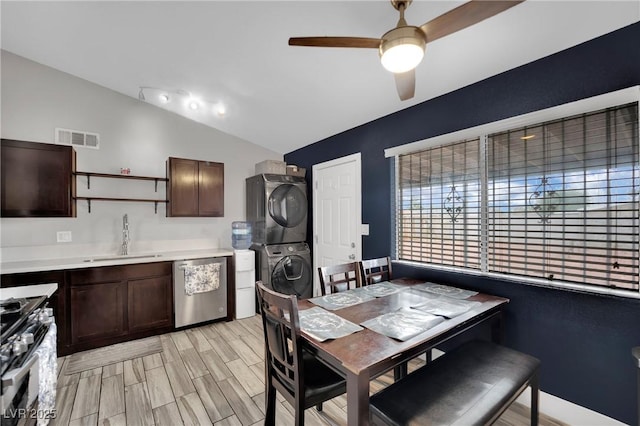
395 101 639 293
397 139 481 269
488 103 639 290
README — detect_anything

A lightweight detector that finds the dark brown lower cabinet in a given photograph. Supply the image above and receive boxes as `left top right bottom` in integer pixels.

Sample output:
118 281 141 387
67 262 173 353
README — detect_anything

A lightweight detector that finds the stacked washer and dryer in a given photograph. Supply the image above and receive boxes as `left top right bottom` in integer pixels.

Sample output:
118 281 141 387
246 174 313 299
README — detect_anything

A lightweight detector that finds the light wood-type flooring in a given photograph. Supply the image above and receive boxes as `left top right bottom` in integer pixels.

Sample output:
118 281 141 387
51 315 566 426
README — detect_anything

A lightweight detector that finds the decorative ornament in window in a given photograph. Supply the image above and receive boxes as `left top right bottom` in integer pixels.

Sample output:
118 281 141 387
444 185 464 222
528 177 560 223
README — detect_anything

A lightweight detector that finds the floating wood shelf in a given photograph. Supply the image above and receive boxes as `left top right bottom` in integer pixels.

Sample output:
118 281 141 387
74 197 168 214
75 171 168 191
74 171 169 213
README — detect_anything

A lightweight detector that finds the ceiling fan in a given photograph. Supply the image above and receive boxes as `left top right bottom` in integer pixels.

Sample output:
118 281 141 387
289 0 524 101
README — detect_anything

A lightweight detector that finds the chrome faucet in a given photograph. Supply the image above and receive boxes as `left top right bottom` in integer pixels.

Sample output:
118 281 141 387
121 214 130 255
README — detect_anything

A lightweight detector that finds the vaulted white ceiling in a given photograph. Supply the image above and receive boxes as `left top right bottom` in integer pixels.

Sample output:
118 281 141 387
2 1 638 154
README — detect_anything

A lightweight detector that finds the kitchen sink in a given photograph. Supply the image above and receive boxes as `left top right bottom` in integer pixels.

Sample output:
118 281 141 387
83 254 163 263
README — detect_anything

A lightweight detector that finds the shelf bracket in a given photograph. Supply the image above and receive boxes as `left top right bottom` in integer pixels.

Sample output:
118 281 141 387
154 179 159 192
87 199 92 213
87 175 91 190
154 201 158 214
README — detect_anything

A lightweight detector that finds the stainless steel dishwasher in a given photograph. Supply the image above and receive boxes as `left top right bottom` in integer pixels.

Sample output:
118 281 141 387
173 257 227 328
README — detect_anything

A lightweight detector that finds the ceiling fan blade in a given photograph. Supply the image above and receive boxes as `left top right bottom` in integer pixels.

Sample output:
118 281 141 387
395 69 415 101
420 0 525 43
288 37 381 49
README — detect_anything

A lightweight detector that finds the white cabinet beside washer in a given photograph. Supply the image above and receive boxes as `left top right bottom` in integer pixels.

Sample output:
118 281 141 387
234 250 256 319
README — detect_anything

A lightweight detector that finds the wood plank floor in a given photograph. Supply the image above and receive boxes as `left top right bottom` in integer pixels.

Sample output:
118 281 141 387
51 315 566 426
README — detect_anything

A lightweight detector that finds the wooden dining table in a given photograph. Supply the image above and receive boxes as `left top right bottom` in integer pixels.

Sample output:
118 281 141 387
297 278 510 425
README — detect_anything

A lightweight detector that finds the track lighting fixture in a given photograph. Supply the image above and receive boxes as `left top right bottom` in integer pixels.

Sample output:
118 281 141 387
137 86 226 117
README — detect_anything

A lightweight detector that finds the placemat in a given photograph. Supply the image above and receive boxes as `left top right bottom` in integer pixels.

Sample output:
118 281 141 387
298 306 363 342
360 308 444 341
360 281 406 298
413 283 478 299
309 290 375 311
411 296 481 318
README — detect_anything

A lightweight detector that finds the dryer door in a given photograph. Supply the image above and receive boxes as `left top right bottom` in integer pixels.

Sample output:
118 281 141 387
270 255 312 298
268 184 307 228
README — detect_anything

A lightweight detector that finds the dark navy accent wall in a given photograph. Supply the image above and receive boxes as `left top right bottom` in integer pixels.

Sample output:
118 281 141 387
286 22 640 424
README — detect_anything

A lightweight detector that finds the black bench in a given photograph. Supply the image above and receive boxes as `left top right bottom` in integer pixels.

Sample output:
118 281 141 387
370 340 540 426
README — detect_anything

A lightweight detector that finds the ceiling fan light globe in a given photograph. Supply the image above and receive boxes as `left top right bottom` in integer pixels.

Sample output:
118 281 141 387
379 26 426 74
381 43 424 73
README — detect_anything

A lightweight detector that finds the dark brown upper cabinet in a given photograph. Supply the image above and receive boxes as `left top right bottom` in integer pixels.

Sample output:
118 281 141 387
167 157 224 217
1 139 76 217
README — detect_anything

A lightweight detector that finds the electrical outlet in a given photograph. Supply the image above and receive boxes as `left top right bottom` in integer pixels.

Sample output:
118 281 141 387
57 231 72 243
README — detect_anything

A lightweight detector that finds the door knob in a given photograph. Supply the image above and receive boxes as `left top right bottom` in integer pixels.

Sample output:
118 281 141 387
351 242 355 248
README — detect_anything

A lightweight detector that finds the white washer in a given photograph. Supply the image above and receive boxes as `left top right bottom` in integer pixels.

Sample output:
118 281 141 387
234 249 256 319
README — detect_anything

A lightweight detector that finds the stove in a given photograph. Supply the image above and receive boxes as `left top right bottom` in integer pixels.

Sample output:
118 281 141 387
1 295 56 425
0 296 51 375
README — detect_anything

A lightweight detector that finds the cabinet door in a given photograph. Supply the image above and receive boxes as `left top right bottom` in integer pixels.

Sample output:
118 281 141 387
167 157 198 216
198 161 224 216
128 275 173 332
70 281 126 344
1 139 76 217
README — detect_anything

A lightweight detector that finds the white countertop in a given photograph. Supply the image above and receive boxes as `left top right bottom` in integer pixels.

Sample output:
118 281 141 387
0 283 58 298
0 248 235 275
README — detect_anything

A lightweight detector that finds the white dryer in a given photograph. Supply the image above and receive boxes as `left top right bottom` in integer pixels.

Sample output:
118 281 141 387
246 174 307 244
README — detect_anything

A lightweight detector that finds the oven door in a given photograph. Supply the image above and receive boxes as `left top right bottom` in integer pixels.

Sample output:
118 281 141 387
1 322 57 426
1 352 40 425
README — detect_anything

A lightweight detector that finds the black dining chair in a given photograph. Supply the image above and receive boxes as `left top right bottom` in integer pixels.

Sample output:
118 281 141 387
360 256 393 285
318 262 363 295
256 281 346 426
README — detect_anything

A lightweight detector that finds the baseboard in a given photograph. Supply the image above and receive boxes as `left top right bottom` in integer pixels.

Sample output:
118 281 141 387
516 388 626 426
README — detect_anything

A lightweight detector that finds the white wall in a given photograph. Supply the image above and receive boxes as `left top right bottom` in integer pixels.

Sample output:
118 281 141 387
0 50 282 261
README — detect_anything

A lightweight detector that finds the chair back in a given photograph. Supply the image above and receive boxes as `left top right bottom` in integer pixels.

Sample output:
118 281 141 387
256 281 304 400
360 256 393 285
318 262 362 295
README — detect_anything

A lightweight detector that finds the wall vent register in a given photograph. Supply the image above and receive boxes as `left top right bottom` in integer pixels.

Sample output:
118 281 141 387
55 128 100 150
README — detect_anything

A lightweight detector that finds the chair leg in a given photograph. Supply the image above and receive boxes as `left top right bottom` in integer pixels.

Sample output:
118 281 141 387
265 382 276 426
295 399 305 426
530 374 539 426
315 402 323 412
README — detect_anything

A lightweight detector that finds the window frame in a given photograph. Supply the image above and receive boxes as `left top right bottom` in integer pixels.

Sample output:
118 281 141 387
387 86 640 299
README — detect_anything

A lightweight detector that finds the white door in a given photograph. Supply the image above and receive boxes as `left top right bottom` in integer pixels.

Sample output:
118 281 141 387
312 153 362 296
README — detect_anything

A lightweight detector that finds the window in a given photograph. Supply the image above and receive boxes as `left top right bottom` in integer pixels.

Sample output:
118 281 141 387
395 101 639 294
398 139 482 269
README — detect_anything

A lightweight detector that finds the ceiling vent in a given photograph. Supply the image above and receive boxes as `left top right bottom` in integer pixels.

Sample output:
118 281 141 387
55 128 100 149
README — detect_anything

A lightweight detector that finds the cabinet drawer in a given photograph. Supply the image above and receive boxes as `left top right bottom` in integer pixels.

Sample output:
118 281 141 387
70 262 172 285
234 251 255 271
